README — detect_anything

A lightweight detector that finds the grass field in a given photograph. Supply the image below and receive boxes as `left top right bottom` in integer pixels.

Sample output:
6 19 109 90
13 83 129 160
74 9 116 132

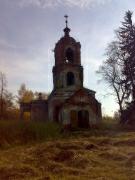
0 119 135 180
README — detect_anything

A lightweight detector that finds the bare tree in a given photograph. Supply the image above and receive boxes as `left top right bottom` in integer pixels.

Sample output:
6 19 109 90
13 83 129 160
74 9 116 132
96 41 127 117
0 71 7 117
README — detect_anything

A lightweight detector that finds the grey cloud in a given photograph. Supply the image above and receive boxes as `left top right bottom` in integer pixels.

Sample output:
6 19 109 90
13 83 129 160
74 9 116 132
15 0 108 9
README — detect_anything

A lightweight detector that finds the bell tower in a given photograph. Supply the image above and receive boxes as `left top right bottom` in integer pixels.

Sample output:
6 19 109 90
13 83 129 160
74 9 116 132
52 15 83 90
48 15 102 126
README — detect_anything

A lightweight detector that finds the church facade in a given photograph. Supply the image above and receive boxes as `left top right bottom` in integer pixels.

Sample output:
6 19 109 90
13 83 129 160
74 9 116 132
20 16 102 129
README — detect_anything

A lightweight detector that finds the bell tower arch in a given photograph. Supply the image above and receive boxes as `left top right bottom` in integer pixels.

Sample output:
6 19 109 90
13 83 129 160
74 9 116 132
66 48 74 62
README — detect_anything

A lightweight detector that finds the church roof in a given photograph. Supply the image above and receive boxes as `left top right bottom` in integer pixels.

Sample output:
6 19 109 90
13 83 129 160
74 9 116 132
56 15 80 46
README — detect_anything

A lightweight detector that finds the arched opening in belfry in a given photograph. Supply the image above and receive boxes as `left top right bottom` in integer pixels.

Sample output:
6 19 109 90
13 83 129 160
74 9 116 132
66 48 74 62
67 72 74 86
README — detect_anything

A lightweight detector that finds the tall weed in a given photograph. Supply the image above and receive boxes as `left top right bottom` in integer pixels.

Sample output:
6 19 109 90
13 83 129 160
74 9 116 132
0 120 62 147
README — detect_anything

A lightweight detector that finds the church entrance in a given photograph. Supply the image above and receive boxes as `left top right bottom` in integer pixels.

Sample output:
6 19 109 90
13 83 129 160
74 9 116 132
78 110 89 128
54 106 59 122
70 110 78 128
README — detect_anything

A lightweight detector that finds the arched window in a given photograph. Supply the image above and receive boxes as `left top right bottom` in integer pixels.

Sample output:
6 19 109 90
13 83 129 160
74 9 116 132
67 72 74 86
66 48 74 62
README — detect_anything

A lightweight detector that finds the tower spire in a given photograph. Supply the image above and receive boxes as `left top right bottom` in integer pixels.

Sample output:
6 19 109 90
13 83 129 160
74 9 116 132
64 14 68 28
63 14 70 37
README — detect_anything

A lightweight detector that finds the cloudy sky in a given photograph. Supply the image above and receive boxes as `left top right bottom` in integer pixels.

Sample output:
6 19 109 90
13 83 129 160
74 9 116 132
0 0 135 116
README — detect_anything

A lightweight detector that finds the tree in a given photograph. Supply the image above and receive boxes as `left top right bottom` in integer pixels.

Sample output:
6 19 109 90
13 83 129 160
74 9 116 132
0 71 7 117
16 84 35 120
116 11 135 123
17 84 50 104
0 71 16 119
116 10 135 101
96 11 135 123
2 91 16 119
96 41 127 117
17 84 35 104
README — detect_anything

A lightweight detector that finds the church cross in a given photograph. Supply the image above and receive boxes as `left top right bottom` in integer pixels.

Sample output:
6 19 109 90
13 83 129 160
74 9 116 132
64 14 68 27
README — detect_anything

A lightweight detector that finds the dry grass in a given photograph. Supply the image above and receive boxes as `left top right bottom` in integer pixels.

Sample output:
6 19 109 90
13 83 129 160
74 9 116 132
0 120 135 179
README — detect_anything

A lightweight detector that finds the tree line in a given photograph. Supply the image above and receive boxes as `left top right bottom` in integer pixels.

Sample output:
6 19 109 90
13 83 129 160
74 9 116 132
0 71 49 120
96 10 135 123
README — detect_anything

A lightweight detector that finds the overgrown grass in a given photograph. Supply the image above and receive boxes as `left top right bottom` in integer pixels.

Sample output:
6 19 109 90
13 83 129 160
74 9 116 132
0 118 135 148
0 119 135 179
0 120 62 148
101 116 135 132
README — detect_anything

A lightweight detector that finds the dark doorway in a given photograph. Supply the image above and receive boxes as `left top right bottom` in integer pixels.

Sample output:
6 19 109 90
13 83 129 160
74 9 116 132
66 48 74 62
54 106 59 122
70 110 78 128
67 72 74 86
78 110 89 128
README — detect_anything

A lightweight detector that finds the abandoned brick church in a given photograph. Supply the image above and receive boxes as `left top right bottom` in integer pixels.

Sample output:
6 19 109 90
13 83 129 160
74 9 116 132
20 16 102 129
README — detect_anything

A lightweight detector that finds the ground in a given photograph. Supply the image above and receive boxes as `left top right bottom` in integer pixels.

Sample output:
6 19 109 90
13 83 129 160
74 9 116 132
0 121 135 180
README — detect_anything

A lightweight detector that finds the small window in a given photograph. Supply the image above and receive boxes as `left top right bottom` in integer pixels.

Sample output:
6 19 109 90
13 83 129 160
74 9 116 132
66 48 74 62
67 72 74 86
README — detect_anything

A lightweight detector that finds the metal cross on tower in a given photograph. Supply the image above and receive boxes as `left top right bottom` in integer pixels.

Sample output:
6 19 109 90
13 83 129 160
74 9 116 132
64 14 68 27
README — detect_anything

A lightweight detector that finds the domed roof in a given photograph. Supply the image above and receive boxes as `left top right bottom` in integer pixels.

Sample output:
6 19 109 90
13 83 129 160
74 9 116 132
59 35 76 43
55 15 81 48
56 26 77 45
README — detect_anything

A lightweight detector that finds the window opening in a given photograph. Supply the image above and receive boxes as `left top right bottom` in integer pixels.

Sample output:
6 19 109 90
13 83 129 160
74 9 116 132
66 48 74 62
67 72 74 86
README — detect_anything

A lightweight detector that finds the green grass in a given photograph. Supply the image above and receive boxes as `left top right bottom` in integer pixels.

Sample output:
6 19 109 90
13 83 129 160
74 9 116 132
0 119 135 179
0 121 62 148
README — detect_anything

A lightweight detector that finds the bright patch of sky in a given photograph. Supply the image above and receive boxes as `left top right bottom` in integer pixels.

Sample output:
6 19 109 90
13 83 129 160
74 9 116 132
0 0 134 116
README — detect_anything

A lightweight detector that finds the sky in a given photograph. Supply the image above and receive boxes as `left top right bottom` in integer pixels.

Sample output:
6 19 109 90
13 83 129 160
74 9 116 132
0 0 135 116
